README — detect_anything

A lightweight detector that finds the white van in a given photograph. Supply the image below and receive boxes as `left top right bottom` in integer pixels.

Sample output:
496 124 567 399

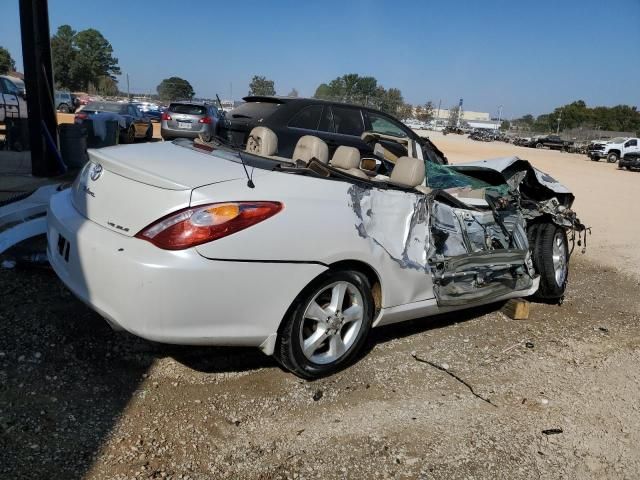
0 75 28 121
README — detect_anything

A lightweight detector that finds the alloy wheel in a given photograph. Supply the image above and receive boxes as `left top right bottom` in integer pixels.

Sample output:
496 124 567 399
552 231 567 286
299 281 364 365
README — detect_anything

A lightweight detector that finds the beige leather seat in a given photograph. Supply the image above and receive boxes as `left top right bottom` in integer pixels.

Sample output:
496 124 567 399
246 126 278 156
292 135 329 165
329 146 369 179
390 156 431 194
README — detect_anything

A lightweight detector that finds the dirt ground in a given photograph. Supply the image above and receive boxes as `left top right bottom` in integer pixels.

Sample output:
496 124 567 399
2 133 639 480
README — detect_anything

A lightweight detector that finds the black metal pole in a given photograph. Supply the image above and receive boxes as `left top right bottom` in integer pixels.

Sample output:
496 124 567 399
19 0 59 177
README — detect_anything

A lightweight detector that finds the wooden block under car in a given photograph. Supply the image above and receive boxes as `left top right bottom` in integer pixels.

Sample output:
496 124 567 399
501 298 530 320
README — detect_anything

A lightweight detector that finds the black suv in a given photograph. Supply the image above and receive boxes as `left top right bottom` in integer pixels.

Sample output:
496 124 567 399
219 96 447 164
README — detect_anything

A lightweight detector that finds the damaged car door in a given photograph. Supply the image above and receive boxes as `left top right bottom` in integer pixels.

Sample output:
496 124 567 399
427 189 534 307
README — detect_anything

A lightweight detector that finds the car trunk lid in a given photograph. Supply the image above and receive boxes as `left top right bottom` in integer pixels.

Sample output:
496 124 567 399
70 142 246 236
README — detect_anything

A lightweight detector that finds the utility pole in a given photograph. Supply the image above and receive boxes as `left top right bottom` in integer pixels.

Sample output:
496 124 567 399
556 111 562 134
126 73 130 100
436 99 441 126
498 105 503 130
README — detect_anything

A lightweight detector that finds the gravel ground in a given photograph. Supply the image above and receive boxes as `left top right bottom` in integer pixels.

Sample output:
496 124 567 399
2 133 640 479
1 256 639 479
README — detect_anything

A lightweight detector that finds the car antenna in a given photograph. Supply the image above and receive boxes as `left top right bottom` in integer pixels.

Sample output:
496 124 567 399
237 150 255 188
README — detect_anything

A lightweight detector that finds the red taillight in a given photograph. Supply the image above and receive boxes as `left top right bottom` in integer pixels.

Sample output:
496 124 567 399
75 112 88 121
161 112 172 121
135 201 283 250
198 116 212 124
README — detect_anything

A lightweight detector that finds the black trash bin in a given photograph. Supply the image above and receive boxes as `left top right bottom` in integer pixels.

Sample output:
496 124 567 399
82 119 119 148
59 123 89 168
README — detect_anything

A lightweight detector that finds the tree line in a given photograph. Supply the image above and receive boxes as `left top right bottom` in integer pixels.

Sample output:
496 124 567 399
511 100 640 134
6 32 640 133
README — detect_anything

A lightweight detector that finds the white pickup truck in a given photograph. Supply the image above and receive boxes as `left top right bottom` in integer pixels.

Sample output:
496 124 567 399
0 75 28 122
588 137 640 163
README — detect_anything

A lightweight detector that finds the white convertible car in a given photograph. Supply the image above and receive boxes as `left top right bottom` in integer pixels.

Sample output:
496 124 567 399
47 126 585 378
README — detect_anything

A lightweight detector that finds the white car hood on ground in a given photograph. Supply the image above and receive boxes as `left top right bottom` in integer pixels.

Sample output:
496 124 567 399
88 142 247 190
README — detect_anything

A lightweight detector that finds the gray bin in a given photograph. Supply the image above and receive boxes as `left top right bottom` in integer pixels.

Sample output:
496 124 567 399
82 119 120 148
59 123 89 168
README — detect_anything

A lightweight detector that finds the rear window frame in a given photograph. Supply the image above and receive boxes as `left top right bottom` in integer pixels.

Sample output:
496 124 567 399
228 101 281 121
168 103 207 115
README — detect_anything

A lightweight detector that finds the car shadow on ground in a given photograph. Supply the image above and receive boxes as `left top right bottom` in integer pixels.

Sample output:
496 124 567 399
0 264 512 478
0 266 275 479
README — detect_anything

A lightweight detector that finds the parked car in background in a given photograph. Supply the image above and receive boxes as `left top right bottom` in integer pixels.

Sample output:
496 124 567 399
588 137 637 163
75 101 153 143
133 101 163 122
619 152 640 170
616 140 640 169
219 96 447 165
0 75 28 120
161 102 222 141
54 91 74 112
529 135 573 151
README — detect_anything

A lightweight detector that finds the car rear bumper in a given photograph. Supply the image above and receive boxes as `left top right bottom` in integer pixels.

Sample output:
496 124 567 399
160 127 202 139
47 189 326 349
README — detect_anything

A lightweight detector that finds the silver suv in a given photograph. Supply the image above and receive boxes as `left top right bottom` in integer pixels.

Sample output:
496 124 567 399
160 102 222 141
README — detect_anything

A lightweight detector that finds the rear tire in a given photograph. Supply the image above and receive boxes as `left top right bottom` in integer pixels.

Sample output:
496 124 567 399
121 125 135 144
58 103 70 113
276 270 374 379
528 222 569 303
535 142 543 149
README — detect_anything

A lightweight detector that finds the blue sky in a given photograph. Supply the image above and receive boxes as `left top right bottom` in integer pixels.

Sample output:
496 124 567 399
2 0 639 118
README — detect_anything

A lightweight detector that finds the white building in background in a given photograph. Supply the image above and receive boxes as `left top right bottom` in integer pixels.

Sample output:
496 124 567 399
434 109 491 122
428 108 500 130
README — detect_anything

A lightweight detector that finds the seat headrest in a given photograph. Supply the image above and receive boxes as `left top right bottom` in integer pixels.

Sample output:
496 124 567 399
292 135 329 165
390 156 425 188
330 146 360 170
246 127 277 156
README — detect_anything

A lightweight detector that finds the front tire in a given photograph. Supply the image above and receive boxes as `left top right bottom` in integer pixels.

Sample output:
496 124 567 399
276 270 374 379
607 152 619 163
528 223 569 302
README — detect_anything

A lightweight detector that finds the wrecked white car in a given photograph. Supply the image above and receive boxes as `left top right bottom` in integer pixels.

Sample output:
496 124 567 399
46 127 585 378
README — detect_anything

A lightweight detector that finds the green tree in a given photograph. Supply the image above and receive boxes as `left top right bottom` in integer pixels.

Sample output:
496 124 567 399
71 29 120 90
416 101 434 122
500 120 511 131
51 25 76 89
51 25 120 91
156 77 195 101
314 83 332 99
397 103 414 120
248 75 275 96
448 105 461 127
97 75 118 96
0 46 16 75
379 88 404 115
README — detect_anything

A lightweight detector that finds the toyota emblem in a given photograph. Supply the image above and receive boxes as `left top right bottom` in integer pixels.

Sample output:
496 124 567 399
90 163 103 181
